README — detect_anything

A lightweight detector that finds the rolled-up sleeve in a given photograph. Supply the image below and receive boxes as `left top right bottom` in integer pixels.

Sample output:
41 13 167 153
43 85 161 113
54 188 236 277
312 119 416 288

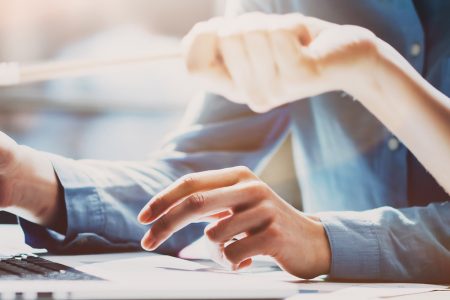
319 202 450 283
20 93 289 255
319 212 381 279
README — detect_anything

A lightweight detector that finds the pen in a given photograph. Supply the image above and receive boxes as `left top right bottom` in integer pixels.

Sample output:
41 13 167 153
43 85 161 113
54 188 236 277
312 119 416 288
0 48 182 87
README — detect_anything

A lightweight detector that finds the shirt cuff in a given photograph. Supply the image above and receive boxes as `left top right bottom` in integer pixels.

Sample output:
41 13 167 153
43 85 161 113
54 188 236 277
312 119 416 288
20 153 105 251
318 211 381 280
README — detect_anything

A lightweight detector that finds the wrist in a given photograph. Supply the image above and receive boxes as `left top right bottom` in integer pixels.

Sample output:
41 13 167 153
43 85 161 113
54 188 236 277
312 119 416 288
9 146 62 227
340 36 383 99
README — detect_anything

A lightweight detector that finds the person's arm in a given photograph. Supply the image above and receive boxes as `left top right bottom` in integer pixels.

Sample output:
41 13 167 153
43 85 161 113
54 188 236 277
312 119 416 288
0 93 289 254
182 13 450 193
347 39 450 193
136 164 450 282
318 202 450 283
136 12 450 282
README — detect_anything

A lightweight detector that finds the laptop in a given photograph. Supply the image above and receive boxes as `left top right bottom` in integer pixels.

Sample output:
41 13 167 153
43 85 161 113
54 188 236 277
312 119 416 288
0 225 298 300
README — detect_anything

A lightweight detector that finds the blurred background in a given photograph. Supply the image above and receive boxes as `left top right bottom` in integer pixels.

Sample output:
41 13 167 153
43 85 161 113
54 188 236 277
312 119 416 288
0 0 300 224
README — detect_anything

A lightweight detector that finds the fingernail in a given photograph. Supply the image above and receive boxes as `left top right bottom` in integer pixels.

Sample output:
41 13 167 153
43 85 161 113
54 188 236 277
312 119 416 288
141 231 156 250
138 206 152 224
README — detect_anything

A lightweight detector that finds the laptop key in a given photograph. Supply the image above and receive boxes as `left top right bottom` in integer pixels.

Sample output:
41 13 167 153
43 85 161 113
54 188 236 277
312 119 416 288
0 269 19 279
25 257 71 272
0 263 33 276
0 255 103 281
4 259 50 274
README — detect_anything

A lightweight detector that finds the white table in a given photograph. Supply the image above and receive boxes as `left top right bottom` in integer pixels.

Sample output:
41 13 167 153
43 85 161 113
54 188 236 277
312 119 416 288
1 224 448 299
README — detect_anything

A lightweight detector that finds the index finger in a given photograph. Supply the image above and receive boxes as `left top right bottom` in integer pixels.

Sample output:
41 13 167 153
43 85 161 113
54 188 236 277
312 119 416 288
182 17 237 102
137 166 254 224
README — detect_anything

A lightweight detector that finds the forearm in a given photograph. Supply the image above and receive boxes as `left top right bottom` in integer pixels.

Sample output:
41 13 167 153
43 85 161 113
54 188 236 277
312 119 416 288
346 38 450 193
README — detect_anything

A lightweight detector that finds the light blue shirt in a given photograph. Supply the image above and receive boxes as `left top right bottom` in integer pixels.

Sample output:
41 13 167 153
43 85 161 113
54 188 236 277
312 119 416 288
21 0 450 283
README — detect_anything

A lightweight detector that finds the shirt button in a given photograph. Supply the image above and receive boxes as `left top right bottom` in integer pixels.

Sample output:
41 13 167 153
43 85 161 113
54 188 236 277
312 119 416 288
410 43 421 57
388 137 400 151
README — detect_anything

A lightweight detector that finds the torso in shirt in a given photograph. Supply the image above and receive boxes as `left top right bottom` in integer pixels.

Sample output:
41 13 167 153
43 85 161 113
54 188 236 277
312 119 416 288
235 0 450 212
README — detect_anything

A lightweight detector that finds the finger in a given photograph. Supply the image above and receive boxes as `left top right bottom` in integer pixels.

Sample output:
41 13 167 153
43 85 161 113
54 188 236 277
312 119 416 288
209 210 232 219
223 230 275 266
243 30 278 89
218 24 256 104
278 14 313 46
269 28 303 79
141 182 264 250
270 27 321 102
204 232 253 271
205 205 272 244
182 18 236 100
242 30 279 111
301 15 336 39
138 166 254 224
237 258 253 270
199 210 232 223
205 238 231 269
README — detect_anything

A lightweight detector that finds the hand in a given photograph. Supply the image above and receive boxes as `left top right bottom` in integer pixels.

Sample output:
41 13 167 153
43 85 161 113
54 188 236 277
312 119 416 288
0 131 62 228
138 166 331 279
0 131 21 208
182 13 377 112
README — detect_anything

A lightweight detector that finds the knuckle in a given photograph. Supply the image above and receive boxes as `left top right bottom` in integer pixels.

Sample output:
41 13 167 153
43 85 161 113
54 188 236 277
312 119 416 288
179 175 197 190
244 180 270 200
189 20 210 36
259 202 276 219
233 166 253 178
265 223 281 238
186 193 206 211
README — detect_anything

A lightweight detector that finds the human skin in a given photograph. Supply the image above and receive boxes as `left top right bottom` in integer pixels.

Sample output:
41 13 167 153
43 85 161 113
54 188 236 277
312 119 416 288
138 13 450 278
0 12 448 278
0 133 62 228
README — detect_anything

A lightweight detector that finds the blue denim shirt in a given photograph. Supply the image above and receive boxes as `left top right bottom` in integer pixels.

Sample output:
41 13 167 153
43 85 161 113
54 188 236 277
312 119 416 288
21 0 450 283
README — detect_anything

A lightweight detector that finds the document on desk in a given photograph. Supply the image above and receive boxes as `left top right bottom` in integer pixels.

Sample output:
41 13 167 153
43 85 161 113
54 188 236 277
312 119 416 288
77 255 299 299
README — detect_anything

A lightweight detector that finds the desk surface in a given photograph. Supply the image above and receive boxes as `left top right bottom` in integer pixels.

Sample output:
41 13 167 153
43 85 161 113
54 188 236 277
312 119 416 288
1 224 448 299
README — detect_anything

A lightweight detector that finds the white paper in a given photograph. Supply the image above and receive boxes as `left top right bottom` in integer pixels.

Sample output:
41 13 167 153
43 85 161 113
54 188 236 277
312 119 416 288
76 255 299 299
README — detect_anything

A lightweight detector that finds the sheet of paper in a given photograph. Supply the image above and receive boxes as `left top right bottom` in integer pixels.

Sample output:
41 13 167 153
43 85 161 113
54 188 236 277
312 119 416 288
77 255 299 299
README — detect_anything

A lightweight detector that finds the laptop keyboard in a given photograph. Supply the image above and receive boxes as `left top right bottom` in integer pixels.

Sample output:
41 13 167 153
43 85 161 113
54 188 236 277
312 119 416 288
0 254 102 280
